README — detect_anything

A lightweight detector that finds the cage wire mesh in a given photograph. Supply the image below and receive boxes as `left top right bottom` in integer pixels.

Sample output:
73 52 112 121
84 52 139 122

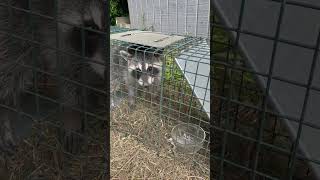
110 27 210 179
0 0 108 179
213 0 320 180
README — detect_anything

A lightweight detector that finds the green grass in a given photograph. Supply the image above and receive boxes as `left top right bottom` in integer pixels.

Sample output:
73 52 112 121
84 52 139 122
212 16 261 105
160 48 210 123
110 0 129 25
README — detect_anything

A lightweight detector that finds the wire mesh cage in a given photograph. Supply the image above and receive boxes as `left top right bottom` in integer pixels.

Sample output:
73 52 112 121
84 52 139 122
0 0 108 179
110 27 210 178
213 0 320 179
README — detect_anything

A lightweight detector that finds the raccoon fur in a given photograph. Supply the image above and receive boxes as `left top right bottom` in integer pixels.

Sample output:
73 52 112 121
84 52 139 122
110 44 163 107
0 0 107 154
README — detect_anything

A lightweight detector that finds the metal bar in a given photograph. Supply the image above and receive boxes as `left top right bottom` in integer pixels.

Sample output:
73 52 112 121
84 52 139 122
104 1 110 179
287 29 320 180
250 1 286 178
217 38 232 179
212 23 316 51
27 0 40 116
79 0 89 177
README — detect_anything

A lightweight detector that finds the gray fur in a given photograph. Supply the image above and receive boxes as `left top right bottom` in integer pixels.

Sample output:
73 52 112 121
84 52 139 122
0 0 106 154
111 45 163 106
0 0 162 154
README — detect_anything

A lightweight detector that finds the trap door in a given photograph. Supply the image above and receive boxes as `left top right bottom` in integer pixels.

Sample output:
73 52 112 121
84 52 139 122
175 39 210 118
215 0 320 178
110 30 185 48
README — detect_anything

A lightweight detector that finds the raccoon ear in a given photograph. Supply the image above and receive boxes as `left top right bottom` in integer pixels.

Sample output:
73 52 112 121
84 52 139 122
119 50 132 61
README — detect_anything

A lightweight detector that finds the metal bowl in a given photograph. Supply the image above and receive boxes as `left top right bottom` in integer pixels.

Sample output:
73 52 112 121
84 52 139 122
171 123 206 154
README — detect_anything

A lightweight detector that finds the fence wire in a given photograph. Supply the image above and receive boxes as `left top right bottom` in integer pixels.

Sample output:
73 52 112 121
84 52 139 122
0 0 108 179
213 0 320 179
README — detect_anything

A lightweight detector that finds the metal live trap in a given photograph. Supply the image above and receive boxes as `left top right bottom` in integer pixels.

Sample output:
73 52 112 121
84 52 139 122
110 27 210 178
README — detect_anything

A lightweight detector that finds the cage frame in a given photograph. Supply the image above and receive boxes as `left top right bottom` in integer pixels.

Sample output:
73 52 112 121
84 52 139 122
110 26 210 178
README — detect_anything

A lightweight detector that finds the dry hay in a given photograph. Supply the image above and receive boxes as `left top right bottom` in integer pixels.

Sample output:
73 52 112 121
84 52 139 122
1 116 106 179
0 95 209 179
111 100 210 179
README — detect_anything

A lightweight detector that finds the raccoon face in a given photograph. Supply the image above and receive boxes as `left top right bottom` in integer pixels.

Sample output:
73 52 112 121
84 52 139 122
129 61 162 87
59 0 107 77
120 49 163 87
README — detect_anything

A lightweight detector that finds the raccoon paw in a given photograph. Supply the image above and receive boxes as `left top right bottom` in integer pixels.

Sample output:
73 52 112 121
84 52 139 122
0 120 17 155
128 105 136 113
59 129 83 154
0 156 9 180
128 99 136 112
58 110 84 154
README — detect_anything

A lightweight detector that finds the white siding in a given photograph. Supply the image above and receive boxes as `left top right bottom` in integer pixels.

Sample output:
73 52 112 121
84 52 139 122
127 0 209 38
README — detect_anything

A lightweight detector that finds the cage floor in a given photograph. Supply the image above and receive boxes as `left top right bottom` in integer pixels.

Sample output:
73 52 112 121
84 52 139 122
1 92 106 179
111 100 210 179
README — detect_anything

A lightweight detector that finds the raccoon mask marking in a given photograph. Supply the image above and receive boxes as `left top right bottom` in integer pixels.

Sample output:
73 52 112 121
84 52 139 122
119 47 163 88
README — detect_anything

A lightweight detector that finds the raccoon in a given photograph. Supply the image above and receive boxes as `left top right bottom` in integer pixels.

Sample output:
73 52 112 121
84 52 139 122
110 44 163 107
0 0 107 154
